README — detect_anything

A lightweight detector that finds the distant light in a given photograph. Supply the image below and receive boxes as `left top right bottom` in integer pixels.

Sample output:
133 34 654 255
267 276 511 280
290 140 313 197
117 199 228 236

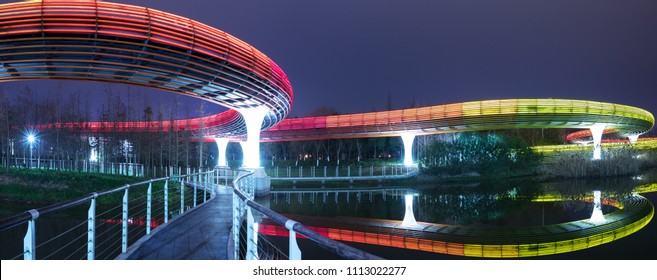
27 134 36 144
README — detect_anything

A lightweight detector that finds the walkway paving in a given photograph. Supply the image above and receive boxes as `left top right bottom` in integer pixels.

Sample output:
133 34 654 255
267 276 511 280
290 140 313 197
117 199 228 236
122 185 233 260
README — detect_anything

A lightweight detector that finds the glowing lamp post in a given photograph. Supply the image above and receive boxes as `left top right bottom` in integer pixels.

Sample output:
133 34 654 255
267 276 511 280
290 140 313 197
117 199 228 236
26 133 36 169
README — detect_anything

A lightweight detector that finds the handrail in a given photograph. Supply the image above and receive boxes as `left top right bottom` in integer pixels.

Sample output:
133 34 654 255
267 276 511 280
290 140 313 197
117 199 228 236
230 168 383 260
0 172 211 232
0 170 216 260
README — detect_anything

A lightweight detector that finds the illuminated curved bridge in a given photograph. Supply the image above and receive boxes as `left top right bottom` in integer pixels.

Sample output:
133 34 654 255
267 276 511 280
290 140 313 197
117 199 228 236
1 0 655 261
2 1 653 166
0 2 655 156
260 99 654 141
0 0 292 137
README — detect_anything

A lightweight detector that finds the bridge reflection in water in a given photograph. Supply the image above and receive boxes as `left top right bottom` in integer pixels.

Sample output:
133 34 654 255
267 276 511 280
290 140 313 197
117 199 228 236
263 183 654 258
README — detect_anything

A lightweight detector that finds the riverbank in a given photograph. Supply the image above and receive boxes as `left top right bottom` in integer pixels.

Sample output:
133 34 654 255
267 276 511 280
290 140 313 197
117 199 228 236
0 168 142 205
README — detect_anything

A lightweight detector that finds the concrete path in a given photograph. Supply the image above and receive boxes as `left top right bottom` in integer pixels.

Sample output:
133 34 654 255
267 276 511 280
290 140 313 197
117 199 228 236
123 185 233 260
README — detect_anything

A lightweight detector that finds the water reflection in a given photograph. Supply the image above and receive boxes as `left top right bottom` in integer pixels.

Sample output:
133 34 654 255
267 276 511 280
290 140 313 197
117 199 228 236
269 181 617 227
266 168 656 258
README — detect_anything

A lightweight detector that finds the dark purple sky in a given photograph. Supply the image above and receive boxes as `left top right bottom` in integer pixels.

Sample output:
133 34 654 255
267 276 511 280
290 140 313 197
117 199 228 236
2 0 656 132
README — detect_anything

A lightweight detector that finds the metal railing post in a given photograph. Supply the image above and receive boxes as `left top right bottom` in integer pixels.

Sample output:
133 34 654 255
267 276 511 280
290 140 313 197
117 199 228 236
203 180 207 203
88 193 97 260
300 166 303 178
324 166 327 177
180 178 185 214
122 188 129 253
164 180 169 224
232 193 241 260
286 221 302 260
246 207 257 260
24 210 39 260
348 166 350 177
146 181 152 235
193 178 197 207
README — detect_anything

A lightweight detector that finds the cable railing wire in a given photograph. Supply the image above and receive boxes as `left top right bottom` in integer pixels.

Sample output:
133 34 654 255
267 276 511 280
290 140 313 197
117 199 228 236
230 167 383 260
62 240 89 260
35 219 88 250
94 225 122 251
96 234 123 260
0 170 215 260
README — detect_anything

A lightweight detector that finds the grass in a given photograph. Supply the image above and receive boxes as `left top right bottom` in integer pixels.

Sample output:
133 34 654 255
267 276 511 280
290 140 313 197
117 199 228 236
0 168 187 207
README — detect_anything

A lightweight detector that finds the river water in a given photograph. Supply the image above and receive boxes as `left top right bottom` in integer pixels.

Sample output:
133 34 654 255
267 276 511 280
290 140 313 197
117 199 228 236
1 168 655 259
264 168 657 259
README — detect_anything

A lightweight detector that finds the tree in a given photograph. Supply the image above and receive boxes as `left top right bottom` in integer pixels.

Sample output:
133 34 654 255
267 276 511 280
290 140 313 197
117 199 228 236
196 102 206 168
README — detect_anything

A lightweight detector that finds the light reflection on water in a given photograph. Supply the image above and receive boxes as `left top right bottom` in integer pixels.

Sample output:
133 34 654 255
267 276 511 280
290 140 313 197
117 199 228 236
264 167 657 259
0 168 655 259
268 182 624 228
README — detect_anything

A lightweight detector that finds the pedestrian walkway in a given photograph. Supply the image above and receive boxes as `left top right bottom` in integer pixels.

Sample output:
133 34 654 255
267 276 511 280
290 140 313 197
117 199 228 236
120 185 233 260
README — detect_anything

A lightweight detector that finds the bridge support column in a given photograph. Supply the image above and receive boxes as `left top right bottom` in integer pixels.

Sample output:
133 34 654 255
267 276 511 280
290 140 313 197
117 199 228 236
238 107 268 168
401 194 418 227
253 167 271 197
400 133 416 166
590 124 605 160
628 135 639 144
215 138 229 167
590 190 606 223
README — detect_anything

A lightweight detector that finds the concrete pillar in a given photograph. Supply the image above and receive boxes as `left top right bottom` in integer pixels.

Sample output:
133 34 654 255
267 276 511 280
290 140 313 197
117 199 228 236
238 107 268 168
401 133 416 166
214 138 229 166
239 141 247 167
628 135 639 144
401 194 418 227
589 190 606 223
590 124 605 160
253 167 271 198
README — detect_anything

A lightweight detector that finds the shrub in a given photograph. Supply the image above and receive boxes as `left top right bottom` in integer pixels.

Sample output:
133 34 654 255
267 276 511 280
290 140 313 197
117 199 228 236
541 145 654 178
420 133 542 177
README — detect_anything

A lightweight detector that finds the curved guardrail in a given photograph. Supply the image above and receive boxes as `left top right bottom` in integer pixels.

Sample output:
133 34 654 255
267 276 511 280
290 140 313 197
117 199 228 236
0 170 215 260
229 167 382 260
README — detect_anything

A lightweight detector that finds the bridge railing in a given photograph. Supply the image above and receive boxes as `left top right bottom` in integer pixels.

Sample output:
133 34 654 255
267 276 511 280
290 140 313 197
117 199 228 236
0 170 215 260
229 167 383 260
265 164 419 179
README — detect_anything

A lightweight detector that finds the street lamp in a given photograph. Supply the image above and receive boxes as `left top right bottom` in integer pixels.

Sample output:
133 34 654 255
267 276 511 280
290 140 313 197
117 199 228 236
26 133 36 169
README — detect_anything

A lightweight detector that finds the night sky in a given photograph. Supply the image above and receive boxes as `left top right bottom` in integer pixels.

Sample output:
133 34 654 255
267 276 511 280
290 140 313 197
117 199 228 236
2 0 656 133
